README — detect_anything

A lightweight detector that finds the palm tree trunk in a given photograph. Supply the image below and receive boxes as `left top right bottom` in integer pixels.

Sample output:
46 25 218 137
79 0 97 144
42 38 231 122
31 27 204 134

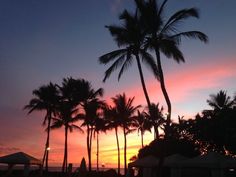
154 48 168 177
86 126 91 171
62 126 68 173
141 131 144 148
89 127 93 171
115 127 120 176
45 115 51 172
135 55 152 109
154 48 172 138
87 125 93 172
96 132 99 171
154 126 159 140
123 126 127 175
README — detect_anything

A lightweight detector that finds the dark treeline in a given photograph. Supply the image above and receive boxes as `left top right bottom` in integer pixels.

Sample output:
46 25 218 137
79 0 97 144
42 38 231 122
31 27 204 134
138 90 236 159
24 76 236 176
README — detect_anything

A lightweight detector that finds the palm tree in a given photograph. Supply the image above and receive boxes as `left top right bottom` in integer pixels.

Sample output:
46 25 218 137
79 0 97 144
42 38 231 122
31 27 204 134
55 77 93 173
103 105 121 175
111 93 140 175
144 103 165 139
133 110 152 147
24 82 59 171
80 98 105 172
207 90 234 112
135 0 208 137
51 101 83 173
93 116 107 171
99 10 158 109
70 79 104 172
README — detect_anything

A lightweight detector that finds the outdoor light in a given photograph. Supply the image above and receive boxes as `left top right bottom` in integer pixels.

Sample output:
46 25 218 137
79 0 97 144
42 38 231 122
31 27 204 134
47 147 50 151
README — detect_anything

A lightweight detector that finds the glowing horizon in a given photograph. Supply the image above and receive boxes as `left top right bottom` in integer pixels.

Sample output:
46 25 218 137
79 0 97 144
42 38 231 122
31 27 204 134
0 0 236 169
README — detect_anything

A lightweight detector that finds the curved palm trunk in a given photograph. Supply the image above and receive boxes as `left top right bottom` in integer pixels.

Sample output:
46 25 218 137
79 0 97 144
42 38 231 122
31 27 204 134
62 126 68 173
154 48 168 177
96 132 99 171
123 126 127 175
154 48 172 138
135 55 152 109
115 127 120 176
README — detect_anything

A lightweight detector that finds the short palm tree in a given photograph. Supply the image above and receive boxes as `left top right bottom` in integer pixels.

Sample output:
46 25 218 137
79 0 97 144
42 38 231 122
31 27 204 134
135 0 208 137
144 103 165 139
93 116 107 171
103 105 121 175
51 101 83 173
73 79 104 172
134 110 152 147
54 77 87 173
80 98 105 172
24 82 59 171
99 10 158 109
111 93 140 175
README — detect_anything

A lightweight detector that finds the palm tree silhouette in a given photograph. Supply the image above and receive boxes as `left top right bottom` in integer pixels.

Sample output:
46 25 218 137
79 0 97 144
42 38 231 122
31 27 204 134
99 10 158 109
51 101 83 173
80 98 105 171
24 82 59 172
73 79 104 172
93 116 107 171
111 93 140 175
135 0 208 137
133 110 152 147
52 77 88 173
207 90 234 112
103 105 121 175
144 103 165 139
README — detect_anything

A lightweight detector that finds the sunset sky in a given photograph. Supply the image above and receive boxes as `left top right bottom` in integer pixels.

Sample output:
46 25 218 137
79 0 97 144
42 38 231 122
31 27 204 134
0 0 236 169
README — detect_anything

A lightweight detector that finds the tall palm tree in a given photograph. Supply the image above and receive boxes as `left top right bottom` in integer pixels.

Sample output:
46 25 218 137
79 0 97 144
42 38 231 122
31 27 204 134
207 90 234 112
99 10 158 109
111 93 140 175
144 103 165 139
103 105 121 175
133 110 152 147
51 101 83 173
135 0 208 137
24 82 59 171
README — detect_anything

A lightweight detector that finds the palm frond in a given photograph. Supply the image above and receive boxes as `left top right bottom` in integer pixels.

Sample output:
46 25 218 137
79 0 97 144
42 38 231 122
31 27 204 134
159 39 185 63
118 52 133 81
103 54 126 82
139 50 159 80
171 31 208 44
162 8 199 33
99 49 127 64
51 120 63 130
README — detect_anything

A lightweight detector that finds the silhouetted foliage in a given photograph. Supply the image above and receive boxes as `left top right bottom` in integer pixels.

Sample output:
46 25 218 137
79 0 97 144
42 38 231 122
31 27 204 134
100 9 158 109
138 138 200 159
24 82 60 171
110 93 140 175
175 91 236 155
134 0 208 137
